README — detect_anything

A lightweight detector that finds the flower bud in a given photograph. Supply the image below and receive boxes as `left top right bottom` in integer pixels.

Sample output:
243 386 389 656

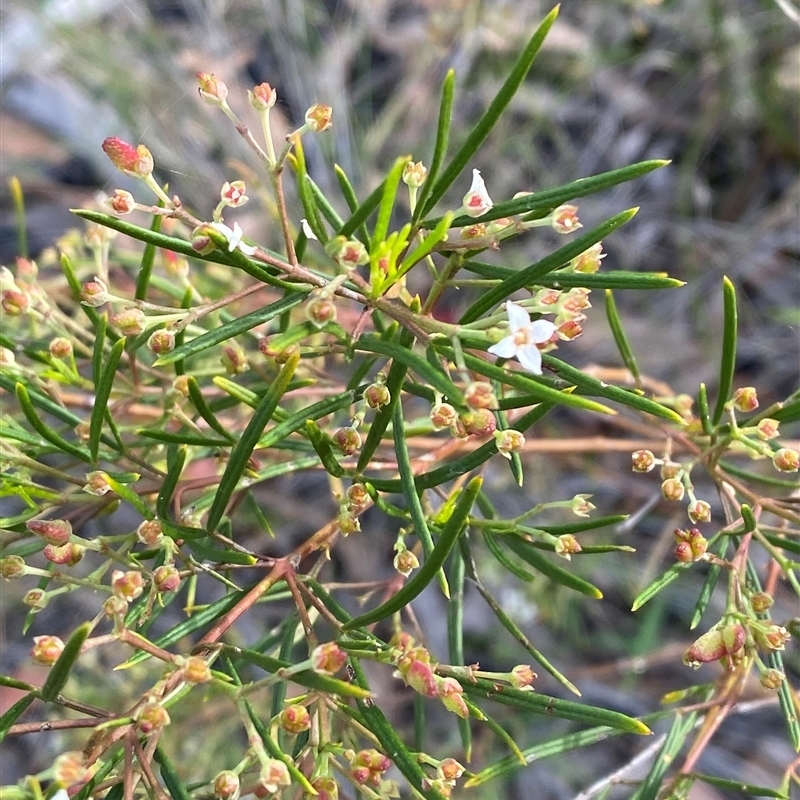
172 374 191 397
147 329 175 354
107 189 137 215
404 657 437 698
353 749 392 774
732 386 758 412
683 627 725 668
754 418 779 440
220 342 249 375
249 82 277 110
102 137 153 178
493 429 525 459
23 589 48 612
154 565 181 592
332 237 369 268
437 676 469 718
687 500 712 524
346 483 370 512
631 449 656 473
259 759 292 793
753 624 790 651
220 180 249 209
660 461 680 480
53 751 93 789
571 494 595 518
84 471 112 496
333 427 361 456
43 542 85 566
0 555 26 579
365 382 391 409
570 242 605 273
136 700 170 734
2 289 30 315
661 477 685 502
464 381 497 410
80 277 109 307
772 448 799 473
394 549 419 577
554 534 582 560
760 669 784 690
550 204 581 234
111 307 147 336
510 664 537 689
462 169 493 217
311 642 346 675
180 655 211 684
310 776 338 800
438 758 465 781
279 704 311 734
460 408 496 437
674 528 708 561
557 319 584 340
338 510 361 536
430 402 458 430
460 222 487 239
103 595 128 617
402 160 428 187
31 635 65 665
305 296 337 328
197 72 228 106
213 771 240 800
112 569 144 601
305 103 333 132
27 518 72 545
49 337 73 359
750 592 773 613
137 519 164 547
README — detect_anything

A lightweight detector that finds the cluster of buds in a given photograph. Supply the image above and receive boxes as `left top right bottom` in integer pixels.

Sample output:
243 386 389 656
674 528 708 562
529 286 591 340
349 748 393 787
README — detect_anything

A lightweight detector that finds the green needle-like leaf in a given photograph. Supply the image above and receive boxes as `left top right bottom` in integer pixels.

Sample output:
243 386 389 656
135 209 162 300
373 155 411 247
605 289 641 386
153 747 192 800
90 336 126 461
712 276 738 425
156 444 186 522
631 562 693 612
41 622 91 701
419 6 559 218
460 208 638 323
343 477 482 629
206 352 299 533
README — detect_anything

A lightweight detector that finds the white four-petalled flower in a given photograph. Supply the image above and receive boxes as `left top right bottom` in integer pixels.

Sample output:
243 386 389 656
487 301 556 375
210 221 257 256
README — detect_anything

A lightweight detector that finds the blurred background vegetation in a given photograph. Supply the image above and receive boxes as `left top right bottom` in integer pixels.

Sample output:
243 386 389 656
1 0 798 797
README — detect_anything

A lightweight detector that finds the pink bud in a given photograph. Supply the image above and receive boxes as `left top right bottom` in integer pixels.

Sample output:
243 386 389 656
259 759 291 793
31 635 65 665
460 408 496 437
687 500 712 524
437 676 469 718
27 518 72 545
510 664 537 688
305 103 333 132
80 277 109 307
661 477 685 502
464 381 497 410
220 342 249 375
438 758 465 781
405 658 438 697
279 704 311 734
333 238 369 268
772 448 799 473
550 205 582 234
333 427 361 456
136 700 170 734
154 565 181 592
111 307 147 336
1 289 30 315
107 189 137 215
43 542 85 566
249 82 277 110
310 776 339 800
311 642 346 675
197 73 228 106
102 137 154 177
732 386 758 412
430 402 458 430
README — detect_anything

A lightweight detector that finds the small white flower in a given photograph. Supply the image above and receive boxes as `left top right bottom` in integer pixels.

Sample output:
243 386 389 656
210 221 257 256
300 218 318 241
487 301 556 375
462 169 493 217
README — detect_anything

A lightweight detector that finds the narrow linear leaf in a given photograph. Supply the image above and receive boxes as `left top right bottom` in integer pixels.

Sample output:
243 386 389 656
692 774 788 798
307 175 344 230
631 562 693 612
446 549 472 759
153 747 192 800
413 68 455 222
14 384 91 462
305 420 345 478
137 429 232 448
697 383 712 436
690 539 728 629
373 155 411 246
397 212 455 279
770 650 800 751
712 276 738 425
206 353 299 533
89 336 126 461
41 622 91 701
605 289 641 386
156 444 186 522
483 529 535 582
503 536 603 598
135 209 162 300
394 402 449 597
92 313 108 387
337 177 386 239
186 376 235 442
342 477 482 630
420 6 559 218
154 293 304 366
459 208 638 324
0 694 35 741
464 698 527 764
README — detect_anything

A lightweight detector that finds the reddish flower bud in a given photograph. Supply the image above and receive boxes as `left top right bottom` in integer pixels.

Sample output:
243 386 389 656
430 402 458 430
683 627 725 668
687 500 712 524
43 542 85 566
550 204 581 234
220 342 249 375
405 658 438 697
557 319 584 340
402 161 428 187
107 189 137 215
213 771 240 800
754 624 790 651
772 448 799 473
305 103 333 132
631 449 656 473
674 542 694 563
333 427 361 456
197 72 228 106
332 237 369 268
136 700 170 734
732 386 758 412
305 297 337 328
310 776 338 800
437 676 469 718
137 519 164 547
27 518 72 546
464 381 497 410
510 664 537 688
1 289 30 315
493 429 525 459
111 307 147 336
351 766 371 785
460 408 496 437
180 655 211 684
154 565 181 592
249 82 277 110
112 569 144 601
49 337 73 358
80 277 109 307
0 555 26 579
279 704 311 734
311 642 346 675
661 477 685 502
750 592 773 613
147 329 175 354
394 549 419 577
102 137 153 177
755 418 779 440
554 534 582 560
31 635 65 665
365 382 391 409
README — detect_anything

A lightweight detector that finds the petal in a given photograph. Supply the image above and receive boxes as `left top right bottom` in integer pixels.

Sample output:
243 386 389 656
487 336 517 359
517 345 543 375
529 318 557 343
505 301 530 331
228 222 244 251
